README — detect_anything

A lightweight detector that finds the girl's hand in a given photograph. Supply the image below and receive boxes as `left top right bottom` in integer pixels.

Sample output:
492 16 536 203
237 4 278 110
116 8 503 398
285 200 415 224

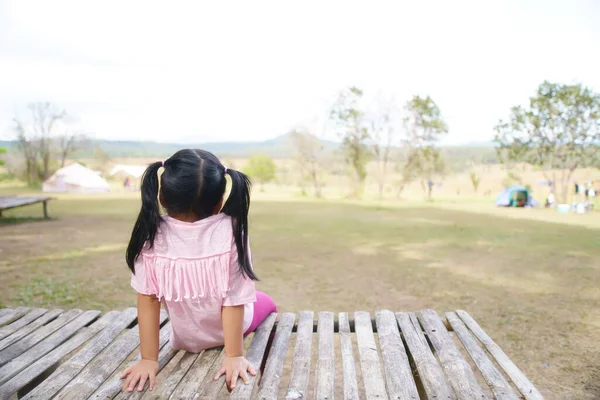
214 356 257 392
120 359 159 392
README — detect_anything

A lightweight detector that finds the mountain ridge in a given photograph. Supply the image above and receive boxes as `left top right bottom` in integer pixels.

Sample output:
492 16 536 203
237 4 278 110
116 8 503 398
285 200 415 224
0 133 496 160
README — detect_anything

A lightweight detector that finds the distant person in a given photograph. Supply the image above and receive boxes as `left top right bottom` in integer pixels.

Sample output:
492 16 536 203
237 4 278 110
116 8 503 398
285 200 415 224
120 149 276 393
123 177 131 190
545 192 555 208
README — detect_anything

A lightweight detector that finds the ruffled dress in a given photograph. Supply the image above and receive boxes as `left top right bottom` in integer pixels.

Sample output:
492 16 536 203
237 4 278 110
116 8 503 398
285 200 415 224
130 213 256 353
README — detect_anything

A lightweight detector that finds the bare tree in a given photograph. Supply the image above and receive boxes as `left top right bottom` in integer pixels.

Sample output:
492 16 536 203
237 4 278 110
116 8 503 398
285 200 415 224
57 131 85 167
289 126 326 198
369 95 402 200
13 102 86 185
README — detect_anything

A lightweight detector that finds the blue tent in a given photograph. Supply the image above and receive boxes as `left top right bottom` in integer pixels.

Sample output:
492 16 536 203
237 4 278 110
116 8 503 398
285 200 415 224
495 185 539 207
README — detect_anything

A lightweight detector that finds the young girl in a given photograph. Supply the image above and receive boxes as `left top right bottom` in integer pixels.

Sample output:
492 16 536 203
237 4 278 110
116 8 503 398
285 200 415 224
120 149 277 393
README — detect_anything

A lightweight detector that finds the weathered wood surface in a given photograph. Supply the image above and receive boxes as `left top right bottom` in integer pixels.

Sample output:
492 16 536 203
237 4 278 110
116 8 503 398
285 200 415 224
230 312 277 400
0 196 53 218
446 312 520 400
375 310 419 399
285 311 313 399
315 311 335 400
338 312 359 400
0 309 47 341
418 309 488 400
455 310 545 400
0 309 64 352
0 307 542 400
396 312 456 399
256 312 296 399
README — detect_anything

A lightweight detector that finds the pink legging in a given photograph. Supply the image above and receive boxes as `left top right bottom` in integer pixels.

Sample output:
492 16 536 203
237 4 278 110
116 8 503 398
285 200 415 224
245 291 277 335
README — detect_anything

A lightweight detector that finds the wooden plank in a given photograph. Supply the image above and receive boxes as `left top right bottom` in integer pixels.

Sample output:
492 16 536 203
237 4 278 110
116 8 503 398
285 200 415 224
0 310 100 385
169 347 222 399
53 312 169 400
354 311 387 399
418 310 488 399
0 307 30 327
230 312 278 400
446 312 520 400
0 310 12 319
0 309 63 352
396 312 455 400
408 312 428 348
455 310 544 400
139 351 199 400
189 348 229 399
375 310 419 399
285 310 314 400
0 312 117 399
315 311 335 400
0 309 79 365
338 312 359 400
99 324 175 400
256 312 296 399
21 309 137 399
0 309 47 341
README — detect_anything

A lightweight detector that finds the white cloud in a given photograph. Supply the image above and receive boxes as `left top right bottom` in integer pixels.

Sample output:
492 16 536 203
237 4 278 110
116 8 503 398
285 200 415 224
1 0 599 144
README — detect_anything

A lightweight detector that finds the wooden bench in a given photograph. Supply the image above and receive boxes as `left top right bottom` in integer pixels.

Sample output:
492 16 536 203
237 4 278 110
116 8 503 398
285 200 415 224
0 307 543 399
0 196 53 219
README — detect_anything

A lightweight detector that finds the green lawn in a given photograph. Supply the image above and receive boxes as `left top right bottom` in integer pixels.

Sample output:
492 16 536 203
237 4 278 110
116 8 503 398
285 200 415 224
1 195 599 398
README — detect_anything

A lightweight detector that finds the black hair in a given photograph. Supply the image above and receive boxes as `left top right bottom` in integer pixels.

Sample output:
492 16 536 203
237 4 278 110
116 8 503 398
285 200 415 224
126 149 257 280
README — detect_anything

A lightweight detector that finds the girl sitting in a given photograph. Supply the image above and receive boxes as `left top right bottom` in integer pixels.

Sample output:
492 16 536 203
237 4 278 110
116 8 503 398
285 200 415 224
120 149 277 393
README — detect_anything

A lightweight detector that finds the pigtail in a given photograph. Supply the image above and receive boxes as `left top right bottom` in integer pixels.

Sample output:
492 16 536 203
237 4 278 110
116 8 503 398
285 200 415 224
126 161 163 272
222 168 258 280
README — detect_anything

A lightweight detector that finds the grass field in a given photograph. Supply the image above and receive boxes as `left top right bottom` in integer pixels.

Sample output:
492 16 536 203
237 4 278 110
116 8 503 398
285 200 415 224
0 192 599 399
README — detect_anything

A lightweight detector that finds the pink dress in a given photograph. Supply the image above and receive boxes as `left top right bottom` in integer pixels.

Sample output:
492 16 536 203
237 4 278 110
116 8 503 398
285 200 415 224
130 213 256 353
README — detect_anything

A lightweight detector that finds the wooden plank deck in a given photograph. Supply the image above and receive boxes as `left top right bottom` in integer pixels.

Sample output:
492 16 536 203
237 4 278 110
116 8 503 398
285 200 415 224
0 308 543 399
0 196 53 219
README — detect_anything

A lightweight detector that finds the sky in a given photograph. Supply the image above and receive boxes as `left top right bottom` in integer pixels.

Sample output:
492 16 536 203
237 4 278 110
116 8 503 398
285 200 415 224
0 0 599 145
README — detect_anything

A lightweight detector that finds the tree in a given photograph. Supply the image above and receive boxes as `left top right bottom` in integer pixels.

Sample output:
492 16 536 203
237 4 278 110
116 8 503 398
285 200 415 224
469 171 481 193
244 155 276 191
330 87 371 197
289 126 326 198
369 95 402 200
0 147 6 166
401 95 449 199
404 146 445 199
58 131 87 167
495 81 600 203
13 102 87 185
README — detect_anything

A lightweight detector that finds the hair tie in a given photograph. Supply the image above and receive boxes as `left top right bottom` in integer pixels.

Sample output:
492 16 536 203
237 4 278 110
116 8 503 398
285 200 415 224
223 165 228 174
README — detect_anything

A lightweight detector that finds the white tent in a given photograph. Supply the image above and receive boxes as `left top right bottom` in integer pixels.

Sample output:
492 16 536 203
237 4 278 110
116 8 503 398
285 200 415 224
43 163 110 193
109 165 146 179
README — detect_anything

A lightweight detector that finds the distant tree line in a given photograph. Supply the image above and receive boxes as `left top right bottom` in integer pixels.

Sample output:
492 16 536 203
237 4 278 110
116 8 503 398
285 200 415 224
285 81 600 201
8 81 599 200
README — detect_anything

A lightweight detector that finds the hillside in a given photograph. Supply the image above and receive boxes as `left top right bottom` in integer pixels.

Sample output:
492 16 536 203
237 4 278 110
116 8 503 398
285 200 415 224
0 134 499 166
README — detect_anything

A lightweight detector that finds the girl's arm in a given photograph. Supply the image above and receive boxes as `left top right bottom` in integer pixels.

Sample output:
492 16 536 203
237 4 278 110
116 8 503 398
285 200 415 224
121 293 161 392
217 305 256 391
138 293 161 360
222 305 245 357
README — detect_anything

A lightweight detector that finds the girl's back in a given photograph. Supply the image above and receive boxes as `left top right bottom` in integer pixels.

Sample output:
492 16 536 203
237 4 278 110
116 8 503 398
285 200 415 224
131 213 256 353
